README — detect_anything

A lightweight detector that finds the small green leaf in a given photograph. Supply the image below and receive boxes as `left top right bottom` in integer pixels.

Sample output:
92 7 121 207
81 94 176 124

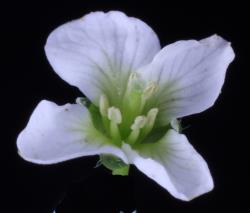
100 154 129 176
112 165 129 176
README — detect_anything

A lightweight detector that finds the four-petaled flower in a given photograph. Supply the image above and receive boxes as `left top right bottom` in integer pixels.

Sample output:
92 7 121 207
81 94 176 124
17 11 234 201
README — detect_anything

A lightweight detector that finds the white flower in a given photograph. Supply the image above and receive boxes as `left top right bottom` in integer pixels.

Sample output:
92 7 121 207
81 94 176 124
17 11 235 201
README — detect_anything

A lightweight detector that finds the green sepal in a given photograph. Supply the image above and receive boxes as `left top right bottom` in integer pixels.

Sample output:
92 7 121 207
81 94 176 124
111 166 129 176
100 154 129 176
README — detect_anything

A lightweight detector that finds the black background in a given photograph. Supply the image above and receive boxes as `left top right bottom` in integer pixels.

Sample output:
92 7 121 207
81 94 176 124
3 1 249 212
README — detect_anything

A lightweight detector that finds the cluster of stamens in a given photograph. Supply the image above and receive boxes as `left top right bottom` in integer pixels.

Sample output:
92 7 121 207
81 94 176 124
99 73 159 146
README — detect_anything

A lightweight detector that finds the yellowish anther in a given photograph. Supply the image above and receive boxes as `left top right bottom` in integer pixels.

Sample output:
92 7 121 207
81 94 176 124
125 72 139 96
140 82 158 112
108 107 122 124
99 94 110 117
129 72 138 81
142 82 158 100
128 72 138 86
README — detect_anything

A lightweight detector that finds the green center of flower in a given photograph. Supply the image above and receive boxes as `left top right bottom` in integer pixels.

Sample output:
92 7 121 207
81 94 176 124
82 72 175 175
85 73 175 176
97 72 160 147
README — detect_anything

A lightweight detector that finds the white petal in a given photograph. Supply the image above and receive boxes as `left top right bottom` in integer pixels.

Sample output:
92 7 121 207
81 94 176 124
123 130 213 201
45 11 160 105
139 35 235 125
17 100 128 164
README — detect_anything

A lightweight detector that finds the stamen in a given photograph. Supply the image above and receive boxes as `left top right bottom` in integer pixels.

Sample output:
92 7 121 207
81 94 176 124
140 82 158 112
127 72 138 92
99 94 110 117
142 82 158 100
131 116 147 130
108 107 122 143
127 116 147 144
143 108 159 135
124 72 141 101
108 107 122 124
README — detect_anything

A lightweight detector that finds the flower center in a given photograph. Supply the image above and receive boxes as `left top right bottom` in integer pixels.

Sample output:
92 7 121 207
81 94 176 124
97 73 159 146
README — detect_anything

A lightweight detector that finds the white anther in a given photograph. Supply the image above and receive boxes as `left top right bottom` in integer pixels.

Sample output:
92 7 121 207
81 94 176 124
131 116 147 130
147 108 159 126
99 94 110 117
108 107 122 124
142 108 159 137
